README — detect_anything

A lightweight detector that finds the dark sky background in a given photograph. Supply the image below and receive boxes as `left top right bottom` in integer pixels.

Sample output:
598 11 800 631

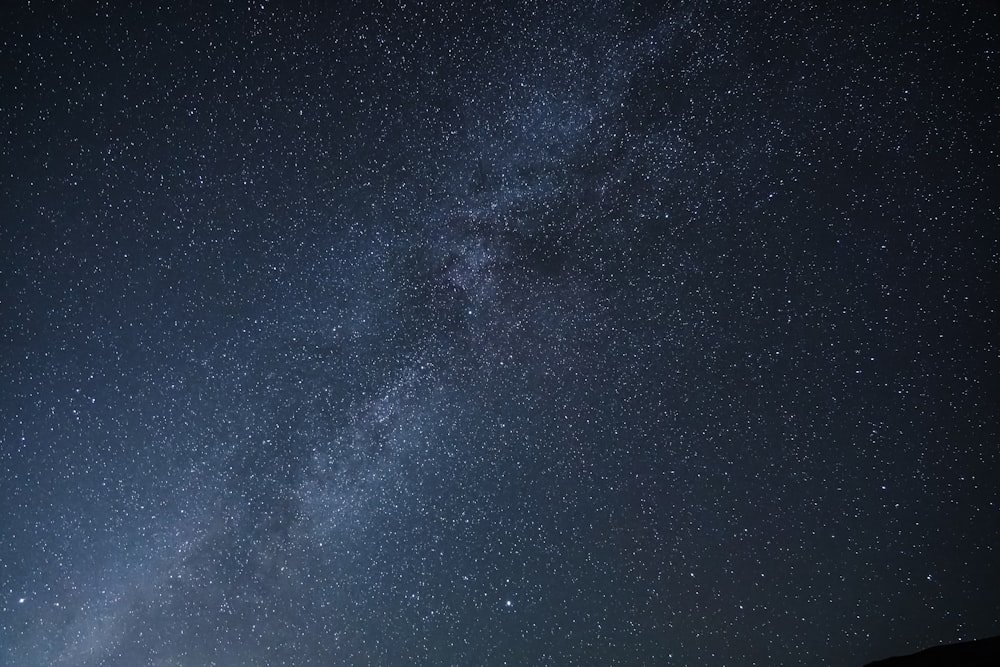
1 1 998 665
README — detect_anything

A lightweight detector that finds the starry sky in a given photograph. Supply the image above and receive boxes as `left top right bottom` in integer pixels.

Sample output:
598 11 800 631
1 2 998 666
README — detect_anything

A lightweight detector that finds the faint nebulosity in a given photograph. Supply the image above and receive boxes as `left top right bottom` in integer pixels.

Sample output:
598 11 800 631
1 2 997 666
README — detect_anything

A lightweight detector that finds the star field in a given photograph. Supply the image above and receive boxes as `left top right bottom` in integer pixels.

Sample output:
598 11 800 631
1 2 998 666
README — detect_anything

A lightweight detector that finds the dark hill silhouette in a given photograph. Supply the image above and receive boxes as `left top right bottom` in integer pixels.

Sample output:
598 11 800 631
864 636 1000 666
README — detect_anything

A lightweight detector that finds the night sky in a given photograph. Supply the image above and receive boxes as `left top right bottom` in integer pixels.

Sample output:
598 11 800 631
1 2 998 666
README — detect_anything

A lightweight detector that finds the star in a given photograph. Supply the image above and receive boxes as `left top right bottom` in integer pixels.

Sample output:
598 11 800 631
0 3 995 666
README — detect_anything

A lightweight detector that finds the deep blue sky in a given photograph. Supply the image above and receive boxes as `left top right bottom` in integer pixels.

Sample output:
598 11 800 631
1 2 997 665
